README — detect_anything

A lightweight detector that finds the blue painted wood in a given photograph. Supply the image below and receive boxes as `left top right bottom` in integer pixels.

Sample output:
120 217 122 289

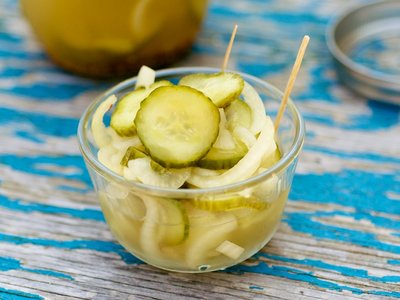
0 0 399 299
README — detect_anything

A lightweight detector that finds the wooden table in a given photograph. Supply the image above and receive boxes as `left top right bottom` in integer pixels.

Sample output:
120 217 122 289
1 0 399 299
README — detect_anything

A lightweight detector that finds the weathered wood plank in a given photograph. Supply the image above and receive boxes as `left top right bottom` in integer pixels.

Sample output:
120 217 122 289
1 0 399 299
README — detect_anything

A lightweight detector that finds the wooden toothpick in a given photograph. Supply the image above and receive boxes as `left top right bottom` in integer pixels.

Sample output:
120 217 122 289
221 24 238 71
274 35 310 131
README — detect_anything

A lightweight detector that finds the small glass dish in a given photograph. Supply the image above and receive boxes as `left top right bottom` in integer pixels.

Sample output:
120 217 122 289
77 67 305 273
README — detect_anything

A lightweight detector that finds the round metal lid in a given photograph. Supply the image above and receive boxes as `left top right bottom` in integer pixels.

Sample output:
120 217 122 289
327 0 400 104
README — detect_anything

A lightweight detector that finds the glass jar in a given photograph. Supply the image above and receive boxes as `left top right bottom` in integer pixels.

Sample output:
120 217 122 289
77 67 305 272
20 0 207 78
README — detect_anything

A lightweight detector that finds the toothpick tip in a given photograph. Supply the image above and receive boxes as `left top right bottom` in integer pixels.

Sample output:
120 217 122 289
221 24 239 71
274 34 310 131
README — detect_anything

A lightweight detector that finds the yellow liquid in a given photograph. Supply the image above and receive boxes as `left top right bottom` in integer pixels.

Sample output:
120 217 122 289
99 187 288 272
20 0 207 77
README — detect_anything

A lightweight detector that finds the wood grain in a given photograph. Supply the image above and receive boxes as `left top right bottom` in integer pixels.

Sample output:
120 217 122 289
1 0 399 299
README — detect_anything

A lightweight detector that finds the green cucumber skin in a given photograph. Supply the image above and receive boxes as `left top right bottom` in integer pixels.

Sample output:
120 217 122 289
135 86 220 169
225 99 252 130
120 146 147 167
147 198 190 246
197 136 248 170
111 80 173 137
110 88 146 136
197 145 247 169
192 196 269 211
161 199 190 245
178 72 244 107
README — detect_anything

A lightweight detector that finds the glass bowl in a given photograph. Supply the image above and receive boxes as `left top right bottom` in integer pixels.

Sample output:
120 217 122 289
77 67 305 272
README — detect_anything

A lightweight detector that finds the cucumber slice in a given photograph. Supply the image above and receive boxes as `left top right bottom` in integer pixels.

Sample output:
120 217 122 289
197 140 247 169
140 195 163 258
158 199 189 245
178 72 244 107
120 146 147 167
126 157 191 188
110 80 173 137
100 193 144 249
135 65 156 89
135 86 220 168
242 81 268 135
192 195 268 211
140 196 188 258
91 95 117 148
225 99 252 130
187 117 277 188
198 109 248 169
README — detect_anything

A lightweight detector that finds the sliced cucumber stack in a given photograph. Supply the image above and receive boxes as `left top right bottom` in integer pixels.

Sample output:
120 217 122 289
93 66 281 191
135 85 220 168
90 65 289 272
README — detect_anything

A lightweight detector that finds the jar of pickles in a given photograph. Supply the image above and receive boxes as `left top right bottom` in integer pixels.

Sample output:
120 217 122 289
20 0 207 78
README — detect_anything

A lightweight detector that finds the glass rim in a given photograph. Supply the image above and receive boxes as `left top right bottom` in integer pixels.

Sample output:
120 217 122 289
77 66 305 197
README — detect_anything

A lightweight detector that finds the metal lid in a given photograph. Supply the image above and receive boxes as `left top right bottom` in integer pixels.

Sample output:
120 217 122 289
327 0 400 104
